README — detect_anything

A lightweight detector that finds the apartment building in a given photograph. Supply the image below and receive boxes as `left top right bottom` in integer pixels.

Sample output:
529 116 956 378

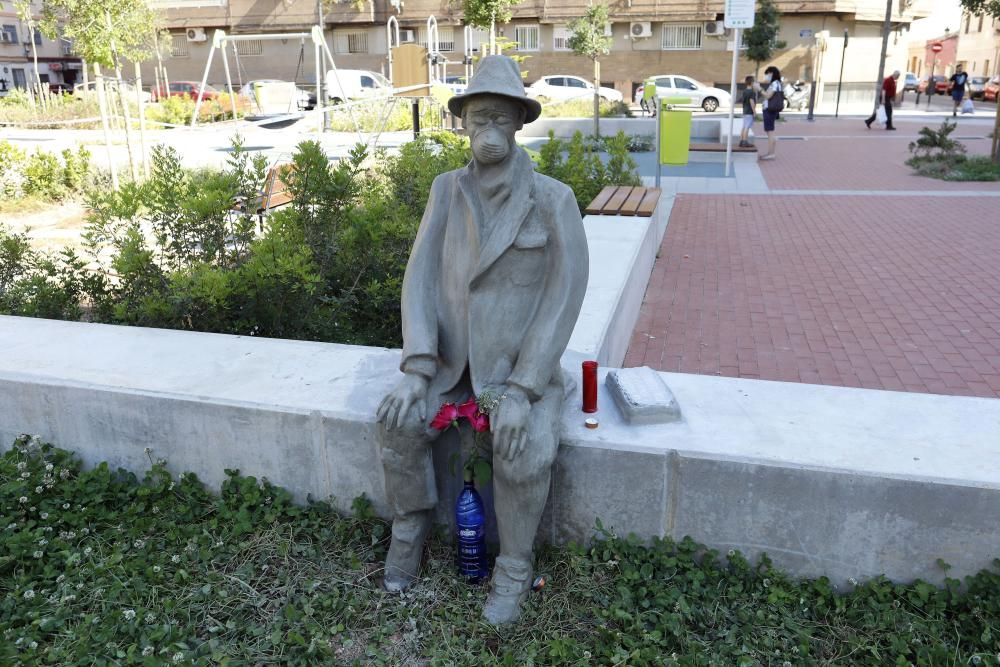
0 0 82 97
956 11 1000 79
148 0 929 109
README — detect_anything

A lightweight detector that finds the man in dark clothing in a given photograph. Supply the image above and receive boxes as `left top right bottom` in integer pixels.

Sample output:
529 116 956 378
865 70 899 130
950 65 969 116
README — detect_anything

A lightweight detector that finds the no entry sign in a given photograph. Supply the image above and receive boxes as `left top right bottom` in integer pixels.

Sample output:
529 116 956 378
931 43 943 53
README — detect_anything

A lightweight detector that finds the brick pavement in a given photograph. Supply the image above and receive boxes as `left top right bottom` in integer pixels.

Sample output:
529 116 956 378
624 195 1000 398
756 118 998 191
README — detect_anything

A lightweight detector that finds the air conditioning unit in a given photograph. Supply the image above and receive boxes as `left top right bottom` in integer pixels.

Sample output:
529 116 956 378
400 28 417 43
186 27 207 43
630 22 652 39
704 21 726 36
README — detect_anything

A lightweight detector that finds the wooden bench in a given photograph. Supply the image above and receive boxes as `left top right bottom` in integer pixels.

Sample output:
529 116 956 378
585 186 661 217
232 164 295 222
689 142 757 153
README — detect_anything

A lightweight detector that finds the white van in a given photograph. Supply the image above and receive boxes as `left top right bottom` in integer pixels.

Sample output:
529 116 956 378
324 69 391 103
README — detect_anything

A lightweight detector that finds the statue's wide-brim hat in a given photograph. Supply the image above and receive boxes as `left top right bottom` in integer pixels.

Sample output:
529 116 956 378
448 55 542 124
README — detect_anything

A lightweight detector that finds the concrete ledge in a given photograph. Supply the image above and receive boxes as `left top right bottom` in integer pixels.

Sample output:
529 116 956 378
2 315 999 587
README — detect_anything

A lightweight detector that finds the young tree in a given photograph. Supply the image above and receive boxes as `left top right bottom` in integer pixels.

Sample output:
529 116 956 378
743 0 787 78
40 0 157 182
958 0 1000 161
567 3 613 138
13 0 45 111
463 0 520 55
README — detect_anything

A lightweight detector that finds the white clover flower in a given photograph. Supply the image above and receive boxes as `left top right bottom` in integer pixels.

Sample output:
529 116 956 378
34 486 42 493
56 575 65 583
62 503 70 510
59 469 70 479
145 612 155 623
14 637 23 645
144 447 152 454
168 482 175 491
16 461 26 470
18 496 27 504
29 506 35 512
172 652 184 663
20 472 30 479
29 641 38 649
849 577 858 586
44 526 52 532
133 539 145 549
83 546 93 555
76 583 83 590
45 463 53 471
6 523 16 530
38 539 48 547
727 549 736 557
971 656 981 665
123 609 136 621
23 590 35 599
61 594 76 603
171 555 180 563
40 512 48 520
152 506 160 514
33 550 43 558
763 578 771 588
81 527 89 535
152 566 161 573
142 646 154 656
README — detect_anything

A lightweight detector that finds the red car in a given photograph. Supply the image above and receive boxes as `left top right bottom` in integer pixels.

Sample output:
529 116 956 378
917 76 948 95
983 76 1000 103
151 81 221 102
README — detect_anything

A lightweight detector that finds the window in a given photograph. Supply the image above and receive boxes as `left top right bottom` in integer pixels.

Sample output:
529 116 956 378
567 77 586 88
514 25 539 51
1 24 17 44
978 13 984 32
467 27 488 52
547 76 564 86
673 77 698 91
661 24 702 50
360 75 375 88
420 26 454 52
553 25 571 51
335 30 368 54
235 39 262 56
655 76 673 88
170 44 189 58
33 28 41 45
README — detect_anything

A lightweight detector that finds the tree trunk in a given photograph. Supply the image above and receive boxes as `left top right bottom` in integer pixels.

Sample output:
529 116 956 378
593 58 600 139
106 11 138 181
92 63 119 190
134 62 149 178
28 24 46 113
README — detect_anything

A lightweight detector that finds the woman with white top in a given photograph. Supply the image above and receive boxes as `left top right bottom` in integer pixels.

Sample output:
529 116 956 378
753 65 782 161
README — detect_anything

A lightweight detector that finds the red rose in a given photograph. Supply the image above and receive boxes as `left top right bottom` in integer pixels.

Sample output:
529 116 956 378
430 403 460 430
469 411 490 433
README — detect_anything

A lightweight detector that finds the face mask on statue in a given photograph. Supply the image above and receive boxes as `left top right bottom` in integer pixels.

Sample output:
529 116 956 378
471 127 511 165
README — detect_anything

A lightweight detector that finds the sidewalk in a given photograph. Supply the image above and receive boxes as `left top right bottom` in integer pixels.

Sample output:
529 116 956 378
625 117 1000 399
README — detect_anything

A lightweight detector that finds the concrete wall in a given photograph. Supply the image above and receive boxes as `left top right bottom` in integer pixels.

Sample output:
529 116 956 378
3 205 1000 587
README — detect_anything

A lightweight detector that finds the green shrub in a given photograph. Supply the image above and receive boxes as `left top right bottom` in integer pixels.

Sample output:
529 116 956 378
0 140 28 199
22 150 66 200
906 122 1000 181
535 130 642 212
0 142 92 203
536 95 632 118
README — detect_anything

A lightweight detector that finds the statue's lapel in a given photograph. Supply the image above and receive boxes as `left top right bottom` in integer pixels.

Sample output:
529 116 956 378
470 148 535 285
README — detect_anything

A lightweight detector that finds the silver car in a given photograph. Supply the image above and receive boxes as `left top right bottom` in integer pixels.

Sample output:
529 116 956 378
634 75 732 112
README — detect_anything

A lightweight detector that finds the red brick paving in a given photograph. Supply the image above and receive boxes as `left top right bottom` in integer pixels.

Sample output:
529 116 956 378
754 117 999 192
625 195 1000 398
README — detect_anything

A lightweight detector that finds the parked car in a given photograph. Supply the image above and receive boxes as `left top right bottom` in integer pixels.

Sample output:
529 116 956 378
966 76 988 100
48 83 71 95
441 75 468 96
325 69 391 103
633 75 731 112
73 80 152 104
238 80 314 110
917 75 948 95
902 72 918 92
150 81 220 102
526 75 623 103
984 76 1000 102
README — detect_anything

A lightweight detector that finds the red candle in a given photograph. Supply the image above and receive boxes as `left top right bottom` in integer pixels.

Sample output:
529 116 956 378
582 360 598 413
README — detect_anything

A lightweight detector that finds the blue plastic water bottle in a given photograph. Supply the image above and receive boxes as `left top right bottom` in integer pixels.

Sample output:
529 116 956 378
455 475 489 582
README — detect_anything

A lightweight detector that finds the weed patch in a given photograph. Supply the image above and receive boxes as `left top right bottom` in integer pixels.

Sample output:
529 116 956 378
3 437 999 665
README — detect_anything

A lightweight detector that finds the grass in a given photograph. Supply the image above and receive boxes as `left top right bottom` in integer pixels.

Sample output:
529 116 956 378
3 437 1000 666
907 154 1000 181
0 194 53 217
536 96 633 118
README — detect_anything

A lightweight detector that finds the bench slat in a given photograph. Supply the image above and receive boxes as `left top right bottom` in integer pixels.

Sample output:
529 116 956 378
635 188 661 217
619 187 647 216
603 186 633 215
584 186 619 215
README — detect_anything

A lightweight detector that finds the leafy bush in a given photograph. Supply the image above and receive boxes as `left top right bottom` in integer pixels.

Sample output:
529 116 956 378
145 93 252 127
3 437 1000 665
535 130 642 212
0 141 93 203
0 225 87 321
906 121 1000 181
536 95 633 118
325 88 452 133
0 88 108 129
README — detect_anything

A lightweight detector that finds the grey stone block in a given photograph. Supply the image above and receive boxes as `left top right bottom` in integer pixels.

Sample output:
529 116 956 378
551 445 668 543
606 366 681 424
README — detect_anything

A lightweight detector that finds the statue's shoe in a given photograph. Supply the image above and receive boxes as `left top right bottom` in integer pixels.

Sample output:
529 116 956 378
382 511 430 593
483 556 532 625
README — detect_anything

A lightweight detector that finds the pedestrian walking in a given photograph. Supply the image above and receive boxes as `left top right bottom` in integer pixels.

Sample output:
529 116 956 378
949 64 969 116
754 66 783 161
865 70 899 131
739 75 756 148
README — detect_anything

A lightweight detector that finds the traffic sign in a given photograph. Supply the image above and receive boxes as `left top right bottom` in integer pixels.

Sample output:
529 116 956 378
724 0 755 29
931 43 943 53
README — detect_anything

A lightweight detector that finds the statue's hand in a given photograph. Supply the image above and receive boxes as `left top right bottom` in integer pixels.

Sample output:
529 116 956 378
492 386 531 461
376 373 429 430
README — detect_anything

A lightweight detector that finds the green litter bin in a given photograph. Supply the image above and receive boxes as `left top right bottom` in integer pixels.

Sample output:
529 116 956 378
659 96 692 166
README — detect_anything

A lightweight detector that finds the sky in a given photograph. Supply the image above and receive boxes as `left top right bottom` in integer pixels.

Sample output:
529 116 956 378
907 0 964 41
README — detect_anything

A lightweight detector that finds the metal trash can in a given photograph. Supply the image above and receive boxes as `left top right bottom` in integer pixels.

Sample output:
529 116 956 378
659 96 692 166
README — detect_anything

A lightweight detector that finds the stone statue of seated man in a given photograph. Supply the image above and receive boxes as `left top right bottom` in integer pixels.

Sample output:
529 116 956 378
375 55 589 625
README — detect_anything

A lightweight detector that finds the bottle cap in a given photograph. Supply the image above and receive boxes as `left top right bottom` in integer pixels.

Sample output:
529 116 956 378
584 418 599 429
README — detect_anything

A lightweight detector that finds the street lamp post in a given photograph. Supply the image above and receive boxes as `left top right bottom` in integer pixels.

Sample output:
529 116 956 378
834 28 848 117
